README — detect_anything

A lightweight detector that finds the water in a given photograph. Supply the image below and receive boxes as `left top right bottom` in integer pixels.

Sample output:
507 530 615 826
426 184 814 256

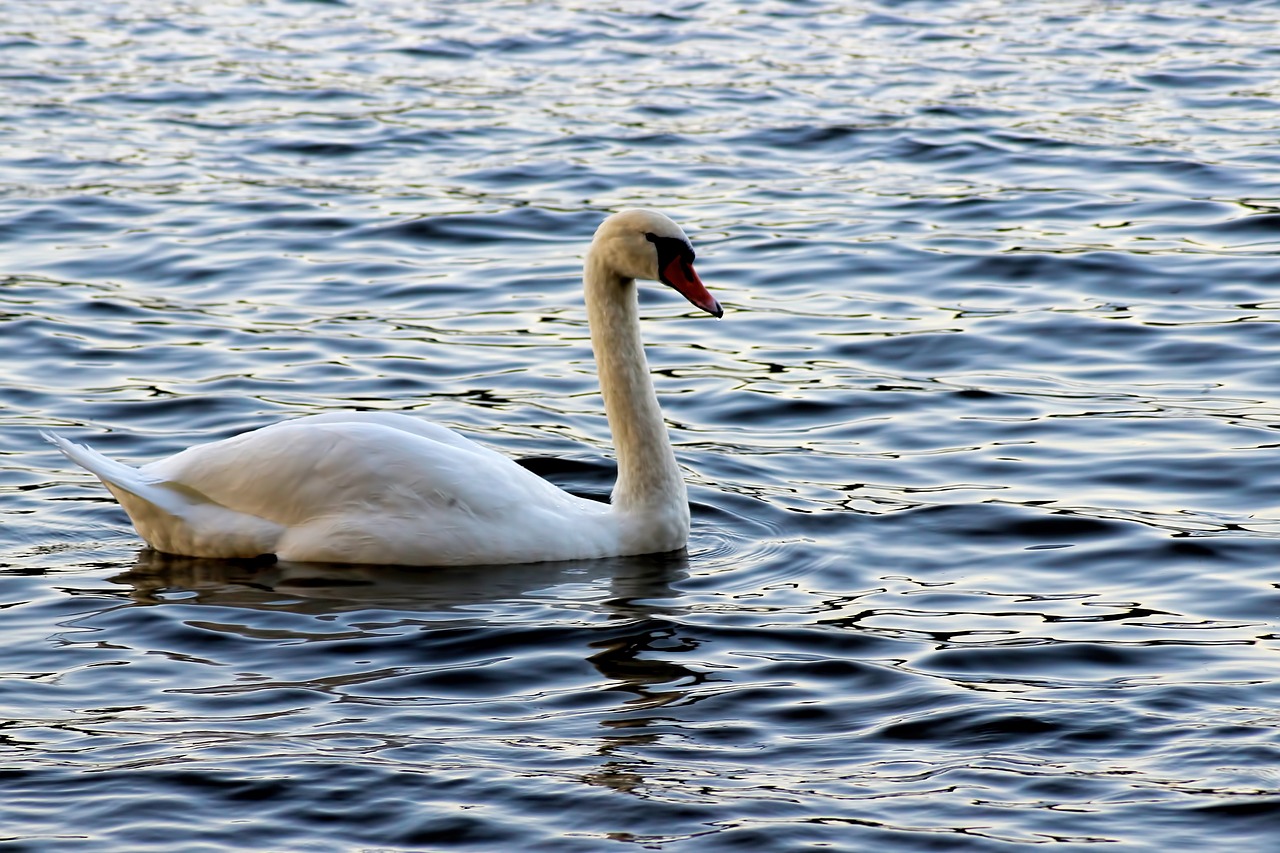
5 0 1280 849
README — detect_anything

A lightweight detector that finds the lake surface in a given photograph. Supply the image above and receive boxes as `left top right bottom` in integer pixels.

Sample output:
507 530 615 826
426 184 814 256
5 1 1280 849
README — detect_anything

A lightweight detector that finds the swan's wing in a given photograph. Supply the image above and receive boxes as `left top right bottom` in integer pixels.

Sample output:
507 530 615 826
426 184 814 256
53 416 617 565
145 419 580 527
147 419 617 563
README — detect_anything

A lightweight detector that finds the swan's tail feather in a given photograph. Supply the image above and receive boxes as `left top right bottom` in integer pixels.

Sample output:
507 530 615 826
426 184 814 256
43 431 282 558
43 431 184 514
44 430 151 487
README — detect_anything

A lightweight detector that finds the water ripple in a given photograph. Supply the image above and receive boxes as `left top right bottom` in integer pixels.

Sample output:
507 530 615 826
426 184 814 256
6 0 1280 850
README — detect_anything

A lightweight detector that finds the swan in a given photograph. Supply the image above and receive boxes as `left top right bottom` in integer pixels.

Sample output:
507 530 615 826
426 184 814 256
45 209 722 567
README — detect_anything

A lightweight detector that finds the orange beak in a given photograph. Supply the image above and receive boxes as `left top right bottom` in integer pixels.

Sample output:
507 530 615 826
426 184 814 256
662 256 722 318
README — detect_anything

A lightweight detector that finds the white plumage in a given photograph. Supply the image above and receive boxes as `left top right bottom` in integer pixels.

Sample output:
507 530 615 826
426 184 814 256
47 209 722 566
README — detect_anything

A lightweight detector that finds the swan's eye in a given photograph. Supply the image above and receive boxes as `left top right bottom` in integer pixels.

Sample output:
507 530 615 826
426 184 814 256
645 233 696 287
645 232 695 261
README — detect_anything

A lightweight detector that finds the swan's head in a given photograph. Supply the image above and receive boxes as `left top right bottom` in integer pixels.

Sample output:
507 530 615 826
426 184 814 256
592 209 722 318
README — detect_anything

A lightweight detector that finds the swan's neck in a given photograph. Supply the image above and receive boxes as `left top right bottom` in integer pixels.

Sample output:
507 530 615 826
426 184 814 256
584 253 687 521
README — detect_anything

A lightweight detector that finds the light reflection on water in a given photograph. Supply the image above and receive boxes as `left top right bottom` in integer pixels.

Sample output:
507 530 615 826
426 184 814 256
6 0 1280 850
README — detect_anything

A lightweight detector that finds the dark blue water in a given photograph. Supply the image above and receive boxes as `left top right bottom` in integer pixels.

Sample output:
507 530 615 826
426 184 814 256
6 1 1280 849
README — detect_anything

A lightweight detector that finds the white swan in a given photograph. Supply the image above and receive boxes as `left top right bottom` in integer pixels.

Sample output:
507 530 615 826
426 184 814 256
46 209 722 566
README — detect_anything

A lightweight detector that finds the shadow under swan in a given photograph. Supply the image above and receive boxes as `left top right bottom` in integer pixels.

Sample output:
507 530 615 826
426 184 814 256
112 547 691 617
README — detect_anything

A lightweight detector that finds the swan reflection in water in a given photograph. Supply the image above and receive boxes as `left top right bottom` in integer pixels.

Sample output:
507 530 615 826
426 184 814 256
115 547 690 617
92 540 721 794
109 548 706 794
